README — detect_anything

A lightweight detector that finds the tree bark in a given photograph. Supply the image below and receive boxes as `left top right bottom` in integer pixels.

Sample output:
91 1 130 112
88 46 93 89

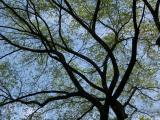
99 106 109 120
99 99 127 120
111 100 128 120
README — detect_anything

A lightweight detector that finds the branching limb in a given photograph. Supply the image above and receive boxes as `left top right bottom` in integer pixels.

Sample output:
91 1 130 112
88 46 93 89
50 1 119 87
113 0 140 99
124 87 137 107
142 0 160 31
137 88 160 101
0 92 80 107
68 65 105 93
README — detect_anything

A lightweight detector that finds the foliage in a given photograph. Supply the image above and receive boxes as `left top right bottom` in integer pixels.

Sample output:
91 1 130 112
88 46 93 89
0 0 160 119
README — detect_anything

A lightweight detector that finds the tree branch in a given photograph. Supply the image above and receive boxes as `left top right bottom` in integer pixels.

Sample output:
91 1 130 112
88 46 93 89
91 0 101 31
113 0 139 99
77 105 94 120
0 49 21 59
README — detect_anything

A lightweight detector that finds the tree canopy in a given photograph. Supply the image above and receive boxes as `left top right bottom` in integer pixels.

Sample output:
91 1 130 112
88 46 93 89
0 0 160 119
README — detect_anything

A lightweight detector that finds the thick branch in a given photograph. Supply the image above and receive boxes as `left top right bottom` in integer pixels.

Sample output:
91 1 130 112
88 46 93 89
51 1 119 92
113 0 139 99
142 0 160 31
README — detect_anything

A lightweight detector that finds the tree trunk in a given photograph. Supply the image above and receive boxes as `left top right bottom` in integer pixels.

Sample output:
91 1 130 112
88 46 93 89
99 99 127 120
111 100 128 120
99 106 109 120
100 112 108 120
